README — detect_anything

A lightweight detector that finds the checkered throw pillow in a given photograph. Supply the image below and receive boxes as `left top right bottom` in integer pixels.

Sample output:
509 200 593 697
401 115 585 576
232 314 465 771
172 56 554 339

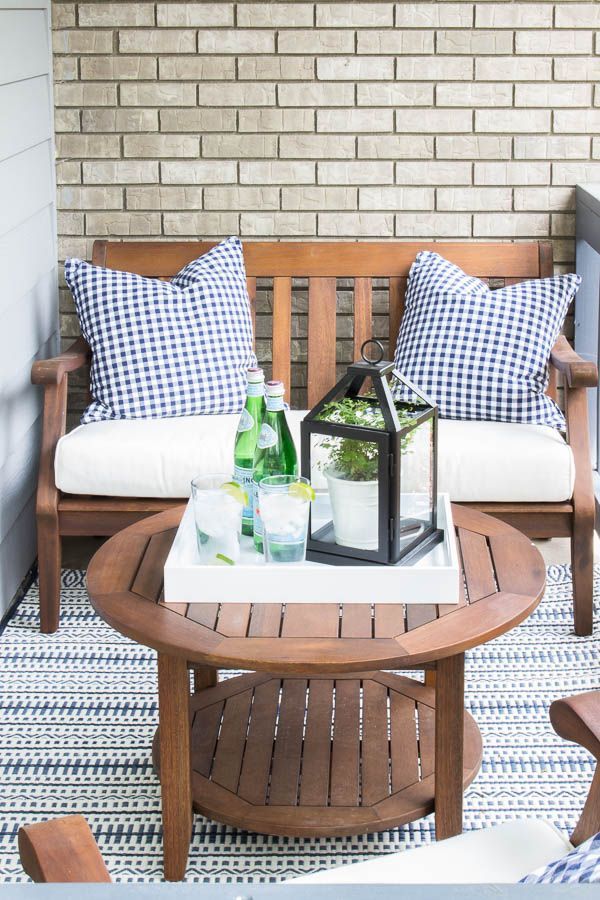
520 832 600 883
393 251 581 430
65 236 256 424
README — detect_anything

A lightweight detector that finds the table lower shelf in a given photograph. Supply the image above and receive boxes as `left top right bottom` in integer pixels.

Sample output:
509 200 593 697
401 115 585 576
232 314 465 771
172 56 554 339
153 670 482 838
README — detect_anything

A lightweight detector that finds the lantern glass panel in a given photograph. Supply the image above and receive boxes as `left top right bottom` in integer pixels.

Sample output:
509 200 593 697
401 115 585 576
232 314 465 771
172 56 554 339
398 415 434 554
308 428 382 552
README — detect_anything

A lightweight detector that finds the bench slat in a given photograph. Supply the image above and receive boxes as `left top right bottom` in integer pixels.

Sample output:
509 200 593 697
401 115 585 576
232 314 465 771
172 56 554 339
353 277 372 361
246 276 257 339
307 276 337 407
272 276 292 401
388 276 407 358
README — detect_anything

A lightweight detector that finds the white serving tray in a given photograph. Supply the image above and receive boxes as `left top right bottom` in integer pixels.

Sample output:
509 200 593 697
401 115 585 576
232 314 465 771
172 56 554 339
163 493 459 606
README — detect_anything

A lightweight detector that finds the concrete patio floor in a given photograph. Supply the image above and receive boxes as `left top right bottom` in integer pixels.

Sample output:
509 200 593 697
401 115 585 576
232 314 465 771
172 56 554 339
534 534 600 566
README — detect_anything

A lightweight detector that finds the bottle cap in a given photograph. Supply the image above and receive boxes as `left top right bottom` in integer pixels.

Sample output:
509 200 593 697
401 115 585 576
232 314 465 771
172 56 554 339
265 380 285 396
247 367 264 383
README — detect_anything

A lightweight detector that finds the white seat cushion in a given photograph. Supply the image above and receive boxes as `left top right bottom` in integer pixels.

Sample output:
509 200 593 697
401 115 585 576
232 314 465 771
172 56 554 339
55 413 574 503
288 819 572 885
437 419 574 502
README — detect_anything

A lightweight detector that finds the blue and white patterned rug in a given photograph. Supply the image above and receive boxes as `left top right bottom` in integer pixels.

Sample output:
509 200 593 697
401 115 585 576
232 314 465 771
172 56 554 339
0 566 598 883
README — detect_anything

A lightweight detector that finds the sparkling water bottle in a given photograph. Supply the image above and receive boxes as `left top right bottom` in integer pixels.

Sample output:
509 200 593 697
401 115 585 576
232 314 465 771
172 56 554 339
252 380 298 553
234 367 265 536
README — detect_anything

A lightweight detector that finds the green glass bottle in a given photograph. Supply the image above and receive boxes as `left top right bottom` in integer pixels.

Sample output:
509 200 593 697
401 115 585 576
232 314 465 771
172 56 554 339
252 380 298 553
234 367 265 536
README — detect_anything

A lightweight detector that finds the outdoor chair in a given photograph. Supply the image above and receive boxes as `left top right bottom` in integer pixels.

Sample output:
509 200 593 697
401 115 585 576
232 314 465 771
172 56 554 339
18 691 600 883
32 241 598 635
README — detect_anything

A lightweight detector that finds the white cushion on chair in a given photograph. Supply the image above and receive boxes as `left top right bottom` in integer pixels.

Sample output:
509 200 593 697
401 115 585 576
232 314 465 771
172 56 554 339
55 413 574 503
288 819 572 885
55 412 281 499
437 419 574 502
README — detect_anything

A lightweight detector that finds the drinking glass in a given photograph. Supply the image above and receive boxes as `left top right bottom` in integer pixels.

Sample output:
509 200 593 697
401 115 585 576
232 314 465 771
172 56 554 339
191 473 244 565
258 475 311 564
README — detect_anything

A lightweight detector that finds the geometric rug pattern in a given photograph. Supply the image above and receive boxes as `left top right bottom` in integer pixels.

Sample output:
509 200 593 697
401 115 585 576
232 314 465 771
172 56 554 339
0 565 598 882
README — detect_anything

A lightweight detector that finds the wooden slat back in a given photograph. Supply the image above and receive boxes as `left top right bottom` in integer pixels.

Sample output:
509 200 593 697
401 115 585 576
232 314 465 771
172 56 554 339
91 240 551 408
353 277 372 360
272 276 292 403
307 276 337 407
388 276 407 356
246 276 256 338
547 364 558 402
93 240 545 279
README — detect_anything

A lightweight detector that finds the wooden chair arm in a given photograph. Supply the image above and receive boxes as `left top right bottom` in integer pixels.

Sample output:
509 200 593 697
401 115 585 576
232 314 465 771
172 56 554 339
550 692 600 761
550 336 598 389
552 693 600 846
18 815 111 882
31 337 90 386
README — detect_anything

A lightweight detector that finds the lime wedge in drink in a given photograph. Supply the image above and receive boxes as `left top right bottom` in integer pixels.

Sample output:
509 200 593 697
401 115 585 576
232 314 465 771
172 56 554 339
289 481 316 502
215 553 235 565
220 481 248 506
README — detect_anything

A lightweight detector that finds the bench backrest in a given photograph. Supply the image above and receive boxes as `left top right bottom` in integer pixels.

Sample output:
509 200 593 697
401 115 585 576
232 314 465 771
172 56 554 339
92 240 553 407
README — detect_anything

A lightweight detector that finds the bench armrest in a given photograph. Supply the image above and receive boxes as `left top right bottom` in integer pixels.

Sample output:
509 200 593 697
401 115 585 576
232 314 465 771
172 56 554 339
550 692 600 760
550 336 598 389
31 337 90 386
32 339 90 520
551 692 600 845
18 815 111 883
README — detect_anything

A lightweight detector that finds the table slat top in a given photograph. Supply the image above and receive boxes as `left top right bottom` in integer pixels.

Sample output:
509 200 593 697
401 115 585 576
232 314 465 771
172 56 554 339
87 504 544 672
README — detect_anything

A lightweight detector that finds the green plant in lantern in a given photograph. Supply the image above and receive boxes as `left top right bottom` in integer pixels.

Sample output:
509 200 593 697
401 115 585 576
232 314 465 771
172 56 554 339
317 397 416 482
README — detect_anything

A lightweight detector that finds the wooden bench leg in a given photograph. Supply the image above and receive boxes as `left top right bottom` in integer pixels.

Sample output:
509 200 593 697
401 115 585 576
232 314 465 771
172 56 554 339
572 523 594 637
158 653 192 881
434 653 465 841
38 516 61 634
567 386 595 637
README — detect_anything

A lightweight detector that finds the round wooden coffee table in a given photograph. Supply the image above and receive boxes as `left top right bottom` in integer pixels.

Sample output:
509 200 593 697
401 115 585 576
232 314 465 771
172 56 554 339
87 504 545 881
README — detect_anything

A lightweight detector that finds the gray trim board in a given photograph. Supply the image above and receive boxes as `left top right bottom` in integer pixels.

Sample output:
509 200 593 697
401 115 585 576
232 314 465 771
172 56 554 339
0 886 597 899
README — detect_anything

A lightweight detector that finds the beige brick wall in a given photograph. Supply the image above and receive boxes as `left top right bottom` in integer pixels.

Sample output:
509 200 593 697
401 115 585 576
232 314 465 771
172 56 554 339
53 1 598 411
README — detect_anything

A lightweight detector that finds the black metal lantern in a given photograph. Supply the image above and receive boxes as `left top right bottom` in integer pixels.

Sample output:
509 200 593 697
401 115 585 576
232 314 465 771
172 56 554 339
301 339 442 566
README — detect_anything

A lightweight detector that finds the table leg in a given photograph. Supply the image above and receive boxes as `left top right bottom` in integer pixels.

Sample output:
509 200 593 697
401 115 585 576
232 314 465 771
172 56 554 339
158 652 192 881
434 653 465 840
424 669 436 688
193 665 217 693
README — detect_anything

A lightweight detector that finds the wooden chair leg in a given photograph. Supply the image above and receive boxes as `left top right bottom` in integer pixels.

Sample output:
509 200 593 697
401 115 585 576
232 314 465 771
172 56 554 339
565 385 596 637
38 517 61 634
571 521 594 637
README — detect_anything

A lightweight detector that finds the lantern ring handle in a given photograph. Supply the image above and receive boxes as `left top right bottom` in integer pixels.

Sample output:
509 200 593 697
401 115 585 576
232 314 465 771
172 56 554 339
361 339 385 365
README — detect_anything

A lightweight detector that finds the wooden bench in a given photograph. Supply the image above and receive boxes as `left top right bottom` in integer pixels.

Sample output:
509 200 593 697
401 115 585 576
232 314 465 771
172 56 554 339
32 240 597 635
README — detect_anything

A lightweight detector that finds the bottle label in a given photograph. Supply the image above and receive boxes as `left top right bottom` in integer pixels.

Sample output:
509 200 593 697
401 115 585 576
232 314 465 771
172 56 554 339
257 423 277 449
234 465 254 520
246 381 264 397
266 395 285 412
236 408 254 433
252 479 263 537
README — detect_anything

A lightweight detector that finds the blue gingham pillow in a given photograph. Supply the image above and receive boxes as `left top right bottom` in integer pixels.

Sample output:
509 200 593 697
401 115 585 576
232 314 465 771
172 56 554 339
394 251 581 430
65 236 256 424
520 832 600 883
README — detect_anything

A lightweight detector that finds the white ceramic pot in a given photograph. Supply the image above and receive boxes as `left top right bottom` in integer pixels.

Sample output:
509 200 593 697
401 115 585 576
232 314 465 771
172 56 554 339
325 468 379 550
